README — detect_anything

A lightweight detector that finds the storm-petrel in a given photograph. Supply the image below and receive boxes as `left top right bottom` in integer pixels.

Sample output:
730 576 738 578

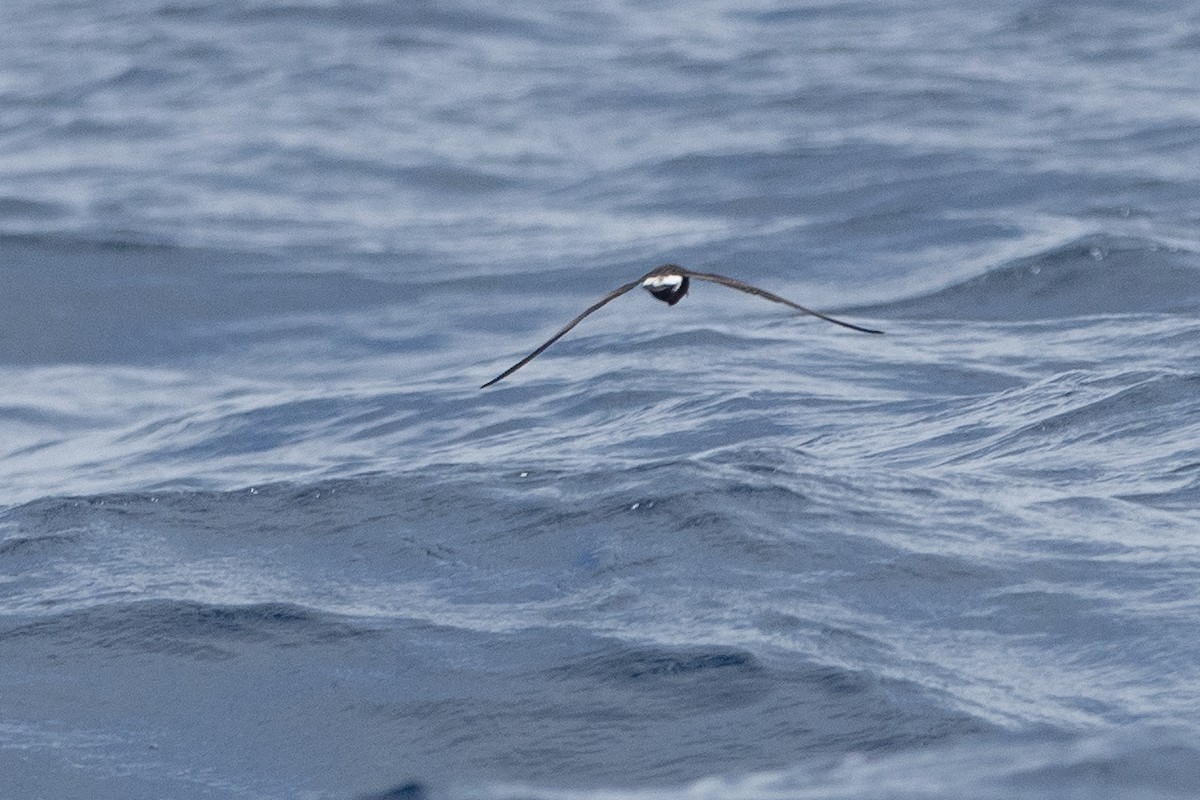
480 264 882 388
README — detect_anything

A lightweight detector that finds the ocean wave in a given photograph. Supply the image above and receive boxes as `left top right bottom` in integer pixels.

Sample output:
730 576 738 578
6 0 1200 795
467 728 1200 800
0 600 375 660
863 234 1200 321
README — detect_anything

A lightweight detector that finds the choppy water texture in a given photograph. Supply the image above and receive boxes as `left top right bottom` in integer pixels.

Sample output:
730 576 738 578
3 1 1200 798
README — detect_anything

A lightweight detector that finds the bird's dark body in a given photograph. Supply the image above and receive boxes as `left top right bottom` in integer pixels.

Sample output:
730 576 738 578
644 275 689 305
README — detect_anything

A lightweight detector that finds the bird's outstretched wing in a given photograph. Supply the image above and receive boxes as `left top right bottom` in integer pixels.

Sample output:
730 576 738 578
480 275 648 388
685 270 884 334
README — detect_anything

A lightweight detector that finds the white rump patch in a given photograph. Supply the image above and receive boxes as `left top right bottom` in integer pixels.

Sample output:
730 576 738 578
643 274 683 288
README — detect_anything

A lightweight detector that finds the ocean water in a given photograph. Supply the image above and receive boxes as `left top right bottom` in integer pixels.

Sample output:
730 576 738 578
3 1 1200 798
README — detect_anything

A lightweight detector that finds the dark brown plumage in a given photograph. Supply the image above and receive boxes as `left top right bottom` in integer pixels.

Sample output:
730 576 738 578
481 264 882 388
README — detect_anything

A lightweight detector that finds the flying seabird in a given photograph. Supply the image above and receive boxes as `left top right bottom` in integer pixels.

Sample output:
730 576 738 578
481 264 882 388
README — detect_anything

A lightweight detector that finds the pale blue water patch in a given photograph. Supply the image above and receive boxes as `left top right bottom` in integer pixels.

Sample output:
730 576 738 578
3 0 1200 798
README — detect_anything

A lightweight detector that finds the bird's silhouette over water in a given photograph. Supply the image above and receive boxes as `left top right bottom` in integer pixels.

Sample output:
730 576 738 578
481 264 883 388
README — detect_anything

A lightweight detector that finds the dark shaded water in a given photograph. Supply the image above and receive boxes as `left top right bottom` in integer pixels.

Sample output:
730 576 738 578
3 1 1200 798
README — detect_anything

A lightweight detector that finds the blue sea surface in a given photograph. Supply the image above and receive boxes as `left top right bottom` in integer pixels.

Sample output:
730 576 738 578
3 1 1200 798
